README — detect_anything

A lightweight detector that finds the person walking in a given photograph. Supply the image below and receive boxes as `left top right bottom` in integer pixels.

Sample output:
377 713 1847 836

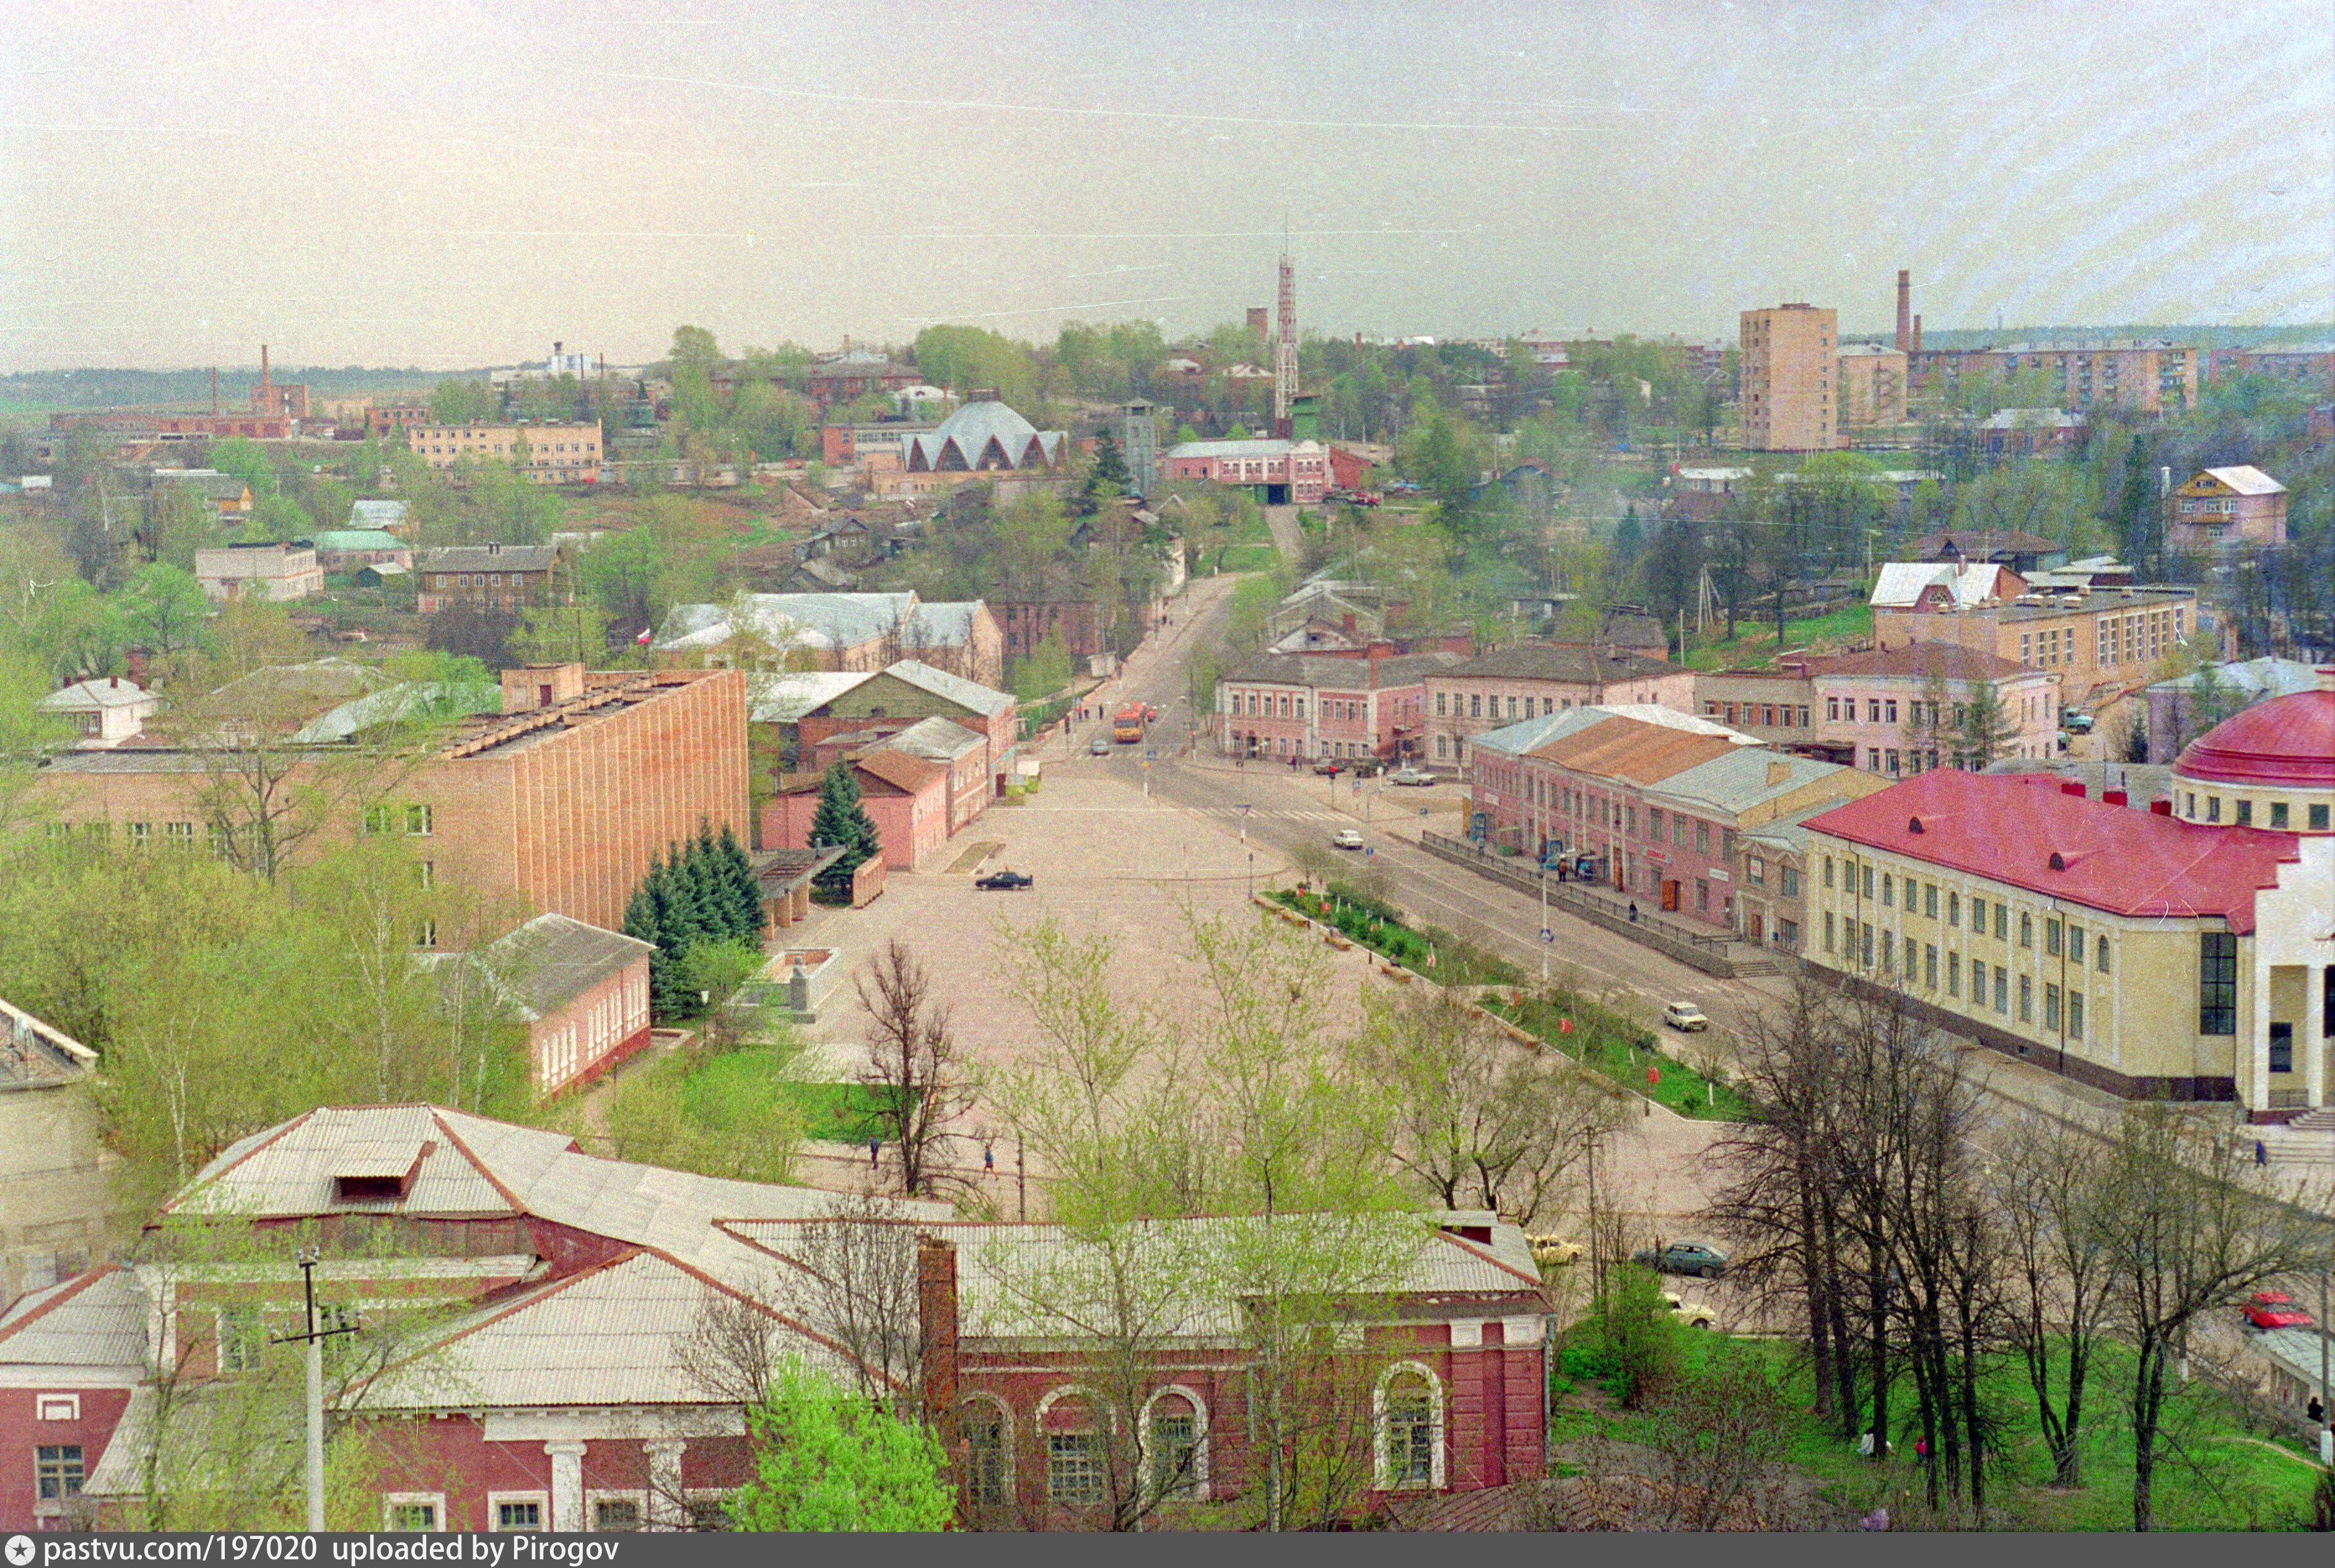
868 1135 881 1169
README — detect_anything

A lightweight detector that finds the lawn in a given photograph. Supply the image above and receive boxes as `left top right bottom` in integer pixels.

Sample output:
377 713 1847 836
1677 601 1875 671
681 1045 902 1144
1269 884 1521 986
1555 1325 2326 1530
1486 992 1751 1121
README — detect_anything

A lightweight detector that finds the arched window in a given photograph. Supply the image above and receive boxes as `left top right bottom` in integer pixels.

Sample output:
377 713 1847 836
1036 1386 1108 1509
1140 1385 1208 1502
959 1395 1011 1509
1374 1362 1444 1491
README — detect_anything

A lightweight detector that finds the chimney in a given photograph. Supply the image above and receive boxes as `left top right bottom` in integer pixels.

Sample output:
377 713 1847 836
2061 780 2085 798
211 367 219 416
1911 315 1922 355
2150 798 2173 816
108 675 118 689
552 341 562 355
2103 788 2128 807
1895 269 1911 352
1766 758 1792 787
918 1235 960 1452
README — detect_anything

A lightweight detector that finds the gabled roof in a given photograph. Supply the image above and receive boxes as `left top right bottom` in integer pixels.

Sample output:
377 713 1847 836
1642 747 1864 819
289 680 502 743
657 591 915 654
414 544 561 574
1802 770 2303 933
882 659 1013 716
851 747 947 795
877 715 985 762
305 529 406 552
905 601 985 648
477 915 654 1022
0 1265 144 1366
37 677 155 712
1870 561 2011 610
2192 465 2285 497
748 669 873 723
1468 703 1753 762
1803 643 2033 683
1228 650 1463 689
1534 714 1745 786
1439 644 1675 684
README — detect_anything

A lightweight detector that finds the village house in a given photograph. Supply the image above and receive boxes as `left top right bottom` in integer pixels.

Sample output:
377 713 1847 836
34 677 159 748
413 544 561 614
191 541 324 603
2168 466 2289 551
305 529 413 573
0 1104 1547 1532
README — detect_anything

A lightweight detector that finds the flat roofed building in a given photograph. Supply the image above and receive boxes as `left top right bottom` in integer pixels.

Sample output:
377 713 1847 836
404 420 602 485
1872 578 2199 710
191 541 323 603
1740 304 1836 451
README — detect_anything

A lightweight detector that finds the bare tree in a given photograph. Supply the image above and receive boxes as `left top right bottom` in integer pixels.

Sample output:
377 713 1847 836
1990 1114 2118 1487
774 1195 928 1418
855 939 977 1197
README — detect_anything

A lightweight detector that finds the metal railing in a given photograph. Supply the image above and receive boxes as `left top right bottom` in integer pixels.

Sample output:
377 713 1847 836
1418 830 1731 954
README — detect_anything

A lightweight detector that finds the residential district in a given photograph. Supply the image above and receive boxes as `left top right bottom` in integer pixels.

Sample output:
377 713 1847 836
1 266 2332 1534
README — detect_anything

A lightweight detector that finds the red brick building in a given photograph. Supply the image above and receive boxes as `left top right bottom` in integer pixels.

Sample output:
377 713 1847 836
458 913 655 1098
2168 466 2288 551
28 664 749 933
1 1107 1551 1531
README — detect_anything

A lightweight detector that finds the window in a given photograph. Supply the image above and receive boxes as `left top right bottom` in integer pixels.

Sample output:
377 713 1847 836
2270 802 2289 829
216 1306 266 1373
385 1495 444 1532
962 1403 1008 1507
1376 1365 1443 1490
2313 804 2331 832
1047 1432 1104 1506
685 1499 733 1532
2019 974 2033 1022
165 822 193 846
1828 697 1840 721
1993 966 2007 1014
406 804 432 835
2068 992 2084 1042
1924 944 1937 989
1781 866 1799 897
591 1498 641 1531
2199 932 2237 1035
1435 692 1447 716
1923 883 1936 919
1469 695 1481 718
35 1395 79 1422
1947 952 1960 997
1861 866 1874 900
492 1496 546 1531
1862 923 1875 968
415 919 438 949
414 861 434 890
2097 937 2111 974
2019 912 2033 948
129 821 151 848
1823 856 1834 891
1823 912 1835 952
2045 984 2061 1030
1747 857 1765 885
2068 923 2084 964
364 804 392 835
2046 919 2061 957
1695 821 1710 855
1994 903 2009 941
37 1445 85 1502
1881 875 1893 908
2235 799 2253 827
2206 796 2220 823
2269 1026 2294 1074
1148 1404 1200 1499
1905 935 1916 975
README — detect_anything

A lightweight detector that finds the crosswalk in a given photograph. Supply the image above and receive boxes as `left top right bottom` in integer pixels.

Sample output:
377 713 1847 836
1192 806 1346 822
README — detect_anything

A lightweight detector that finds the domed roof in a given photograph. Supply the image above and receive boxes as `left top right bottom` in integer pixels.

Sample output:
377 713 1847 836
2172 684 2335 790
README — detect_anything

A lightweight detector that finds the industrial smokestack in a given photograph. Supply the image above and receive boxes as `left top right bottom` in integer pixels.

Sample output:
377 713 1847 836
1911 315 1922 355
1896 269 1911 352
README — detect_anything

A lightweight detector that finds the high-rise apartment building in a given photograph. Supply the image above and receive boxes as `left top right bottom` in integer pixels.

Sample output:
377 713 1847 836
1740 304 1837 451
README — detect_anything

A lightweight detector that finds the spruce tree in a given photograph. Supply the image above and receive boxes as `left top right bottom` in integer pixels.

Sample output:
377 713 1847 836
659 840 714 952
624 862 679 1019
809 762 881 889
717 822 767 941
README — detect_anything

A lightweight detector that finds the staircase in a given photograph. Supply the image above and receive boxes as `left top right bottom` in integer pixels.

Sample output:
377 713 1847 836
2261 1105 2335 1167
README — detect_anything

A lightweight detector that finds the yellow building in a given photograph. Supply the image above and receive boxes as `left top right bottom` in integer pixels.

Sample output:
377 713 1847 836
1836 342 1909 429
1801 681 2335 1116
1740 304 1836 451
406 420 603 485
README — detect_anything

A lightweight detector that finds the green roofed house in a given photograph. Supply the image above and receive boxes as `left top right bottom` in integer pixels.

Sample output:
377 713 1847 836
307 530 412 573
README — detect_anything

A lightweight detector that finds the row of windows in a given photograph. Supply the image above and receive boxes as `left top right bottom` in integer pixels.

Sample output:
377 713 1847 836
362 804 435 836
1439 690 1585 721
383 1491 730 1532
1822 916 2091 1042
2180 792 2328 831
1706 700 1812 729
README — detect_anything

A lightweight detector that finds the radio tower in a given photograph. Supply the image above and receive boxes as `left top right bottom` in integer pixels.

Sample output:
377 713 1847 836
1273 248 1298 437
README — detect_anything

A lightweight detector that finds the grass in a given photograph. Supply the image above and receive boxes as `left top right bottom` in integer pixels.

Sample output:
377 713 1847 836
1270 884 1521 986
681 1044 902 1144
1487 992 1752 1120
1677 601 1875 671
1213 542 1281 572
1556 1326 2326 1530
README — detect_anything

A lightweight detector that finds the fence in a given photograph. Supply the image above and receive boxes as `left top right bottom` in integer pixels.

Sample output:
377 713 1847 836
1418 830 1740 979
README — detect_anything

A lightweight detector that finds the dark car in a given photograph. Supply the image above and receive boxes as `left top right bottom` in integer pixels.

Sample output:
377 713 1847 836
974 870 1034 891
1632 1240 1729 1279
1312 759 1343 776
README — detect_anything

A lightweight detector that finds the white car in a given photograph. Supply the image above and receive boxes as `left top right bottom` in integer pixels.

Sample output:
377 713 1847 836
1662 1002 1709 1032
1332 828 1364 850
1387 767 1436 787
1662 1290 1717 1330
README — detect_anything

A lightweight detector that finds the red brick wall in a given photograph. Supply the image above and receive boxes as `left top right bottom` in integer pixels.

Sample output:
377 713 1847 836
0 1383 135 1530
349 1416 753 1531
530 957 652 1097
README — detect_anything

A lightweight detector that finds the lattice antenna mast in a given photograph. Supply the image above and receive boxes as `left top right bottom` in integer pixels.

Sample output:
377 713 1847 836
1274 245 1298 435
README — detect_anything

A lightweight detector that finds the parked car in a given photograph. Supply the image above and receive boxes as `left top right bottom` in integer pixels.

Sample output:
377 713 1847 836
1348 759 1385 778
1088 736 1112 756
1387 767 1436 786
1634 1241 1728 1279
1526 1234 1582 1267
1662 1291 1717 1329
974 870 1034 891
1331 828 1364 850
2241 1291 2315 1331
1662 1001 1710 1032
1313 759 1343 775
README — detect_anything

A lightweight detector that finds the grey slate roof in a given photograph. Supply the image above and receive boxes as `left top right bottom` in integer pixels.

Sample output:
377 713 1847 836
883 658 1012 716
906 601 985 648
351 499 411 528
904 400 1065 471
479 914 654 1022
657 591 915 654
0 1266 146 1366
415 544 561 574
1228 650 1462 689
1642 747 1849 817
289 681 502 743
37 677 155 712
876 715 985 761
1441 644 1675 684
746 669 871 723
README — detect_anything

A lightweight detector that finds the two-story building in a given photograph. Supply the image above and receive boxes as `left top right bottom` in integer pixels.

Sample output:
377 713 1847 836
1696 643 2061 775
1801 678 2334 1113
1215 651 1460 764
2168 466 2288 552
1161 438 1331 505
1423 646 1693 769
192 541 324 603
33 677 159 749
1870 569 2199 710
414 544 561 614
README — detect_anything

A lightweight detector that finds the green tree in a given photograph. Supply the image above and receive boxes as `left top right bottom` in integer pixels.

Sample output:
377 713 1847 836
727 1361 953 1531
427 380 496 424
667 325 723 373
1953 677 2017 770
808 762 880 888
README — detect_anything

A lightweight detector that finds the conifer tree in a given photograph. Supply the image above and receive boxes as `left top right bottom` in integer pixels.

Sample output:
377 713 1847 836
626 856 680 1018
717 822 767 941
808 762 881 890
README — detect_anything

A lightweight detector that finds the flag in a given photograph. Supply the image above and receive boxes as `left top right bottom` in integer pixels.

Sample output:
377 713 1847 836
1559 1017 1574 1034
634 626 653 645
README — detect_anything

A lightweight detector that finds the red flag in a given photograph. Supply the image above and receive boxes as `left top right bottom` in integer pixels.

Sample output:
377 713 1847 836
634 626 653 645
1559 1017 1574 1034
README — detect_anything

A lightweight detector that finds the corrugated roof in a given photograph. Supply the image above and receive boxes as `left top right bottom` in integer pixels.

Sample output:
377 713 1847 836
852 747 946 795
878 715 985 761
1441 645 1675 684
906 602 984 648
1642 747 1861 817
1228 650 1463 689
658 592 914 654
1533 715 1747 785
2197 465 2285 497
306 529 406 551
748 670 873 722
1164 437 1324 460
414 544 561 573
37 677 155 712
480 915 653 1021
290 681 503 743
0 1266 146 1367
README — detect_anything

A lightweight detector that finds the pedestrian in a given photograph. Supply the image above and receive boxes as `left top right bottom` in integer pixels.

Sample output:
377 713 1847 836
983 1143 996 1175
868 1135 880 1168
1628 901 1639 924
2256 1138 2267 1165
2308 1393 2325 1426
1914 1437 1929 1463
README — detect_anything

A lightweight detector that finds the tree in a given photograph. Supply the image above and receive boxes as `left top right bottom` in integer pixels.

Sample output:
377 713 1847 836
808 762 880 888
1954 677 2017 770
2097 1105 2335 1531
726 1361 954 1532
119 564 212 659
772 1193 929 1414
427 380 496 424
1991 1115 2116 1487
854 939 976 1197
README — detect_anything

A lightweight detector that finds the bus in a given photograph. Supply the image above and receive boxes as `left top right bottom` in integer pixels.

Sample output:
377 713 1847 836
1112 703 1146 744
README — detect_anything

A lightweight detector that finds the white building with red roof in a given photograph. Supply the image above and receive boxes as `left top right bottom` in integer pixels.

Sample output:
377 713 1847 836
1801 674 2335 1116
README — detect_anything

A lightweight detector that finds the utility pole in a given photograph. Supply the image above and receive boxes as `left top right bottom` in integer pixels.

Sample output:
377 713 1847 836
1016 1140 1027 1223
272 1247 358 1531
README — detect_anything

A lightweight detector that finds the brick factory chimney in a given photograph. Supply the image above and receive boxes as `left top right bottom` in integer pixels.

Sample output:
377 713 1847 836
919 1235 960 1453
1895 269 1911 351
1911 315 1923 355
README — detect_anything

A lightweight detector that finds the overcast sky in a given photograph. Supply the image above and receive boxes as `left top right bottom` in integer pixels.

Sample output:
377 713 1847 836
4 0 2329 372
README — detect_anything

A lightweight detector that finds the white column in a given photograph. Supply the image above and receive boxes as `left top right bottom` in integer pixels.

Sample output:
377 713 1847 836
545 1441 586 1533
2250 949 2272 1112
2306 964 2326 1110
645 1439 686 1531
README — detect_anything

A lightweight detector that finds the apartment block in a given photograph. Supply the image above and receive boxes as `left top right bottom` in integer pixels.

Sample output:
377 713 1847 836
1740 304 1836 451
1836 342 1908 428
405 420 603 484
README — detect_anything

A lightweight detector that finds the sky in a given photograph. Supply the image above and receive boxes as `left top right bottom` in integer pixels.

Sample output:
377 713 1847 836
2 0 2330 373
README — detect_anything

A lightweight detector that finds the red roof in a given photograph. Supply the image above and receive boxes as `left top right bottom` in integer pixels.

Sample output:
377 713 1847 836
1802 771 2300 934
2173 687 2335 790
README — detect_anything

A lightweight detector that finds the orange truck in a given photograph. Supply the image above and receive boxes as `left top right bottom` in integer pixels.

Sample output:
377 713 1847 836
1112 703 1146 743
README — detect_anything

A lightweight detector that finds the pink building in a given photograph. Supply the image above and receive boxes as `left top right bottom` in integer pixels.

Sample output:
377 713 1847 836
466 915 655 1099
1696 643 2062 776
2169 466 2288 551
1163 438 1331 505
1423 645 1695 770
764 749 950 871
1216 651 1462 764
